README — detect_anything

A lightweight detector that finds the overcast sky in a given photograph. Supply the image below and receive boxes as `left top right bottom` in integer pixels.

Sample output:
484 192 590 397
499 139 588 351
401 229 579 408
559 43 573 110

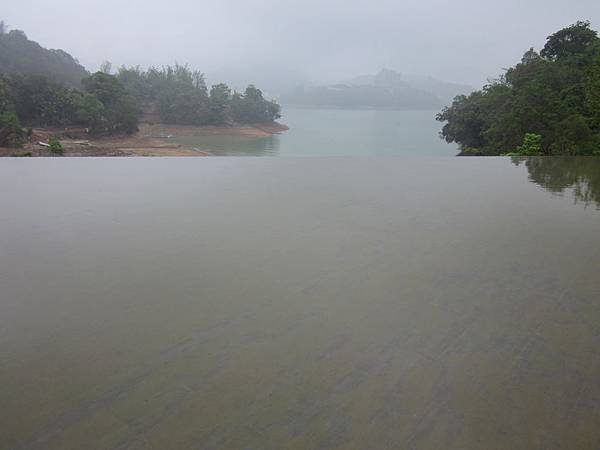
4 0 600 88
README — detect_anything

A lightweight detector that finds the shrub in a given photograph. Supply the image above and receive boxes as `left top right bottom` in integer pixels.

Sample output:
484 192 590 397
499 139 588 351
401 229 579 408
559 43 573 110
48 136 63 155
514 133 543 156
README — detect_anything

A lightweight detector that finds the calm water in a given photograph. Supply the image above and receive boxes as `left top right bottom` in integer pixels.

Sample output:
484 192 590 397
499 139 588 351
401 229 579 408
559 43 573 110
1 157 600 450
172 108 457 156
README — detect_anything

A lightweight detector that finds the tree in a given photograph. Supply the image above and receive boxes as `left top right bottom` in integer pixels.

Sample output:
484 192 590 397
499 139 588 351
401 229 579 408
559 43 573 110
99 61 112 75
0 112 24 147
0 76 14 114
113 96 139 134
83 72 125 108
587 56 600 129
72 91 105 130
209 83 231 124
436 89 493 153
438 21 600 156
231 85 281 124
83 72 140 133
521 47 542 64
8 75 78 127
540 21 598 61
149 65 210 125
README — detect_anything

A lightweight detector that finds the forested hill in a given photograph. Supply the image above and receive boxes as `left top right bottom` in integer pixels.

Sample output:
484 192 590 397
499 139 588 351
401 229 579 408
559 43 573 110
0 21 282 148
437 21 600 156
0 22 89 86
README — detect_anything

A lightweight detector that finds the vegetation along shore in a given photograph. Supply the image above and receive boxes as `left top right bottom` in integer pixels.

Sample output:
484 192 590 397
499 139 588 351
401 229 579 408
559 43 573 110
0 21 285 156
437 21 600 156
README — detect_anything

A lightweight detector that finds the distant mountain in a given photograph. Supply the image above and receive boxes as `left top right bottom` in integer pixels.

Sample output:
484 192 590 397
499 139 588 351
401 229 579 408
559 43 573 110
0 26 89 86
296 69 473 109
281 83 443 110
281 69 469 110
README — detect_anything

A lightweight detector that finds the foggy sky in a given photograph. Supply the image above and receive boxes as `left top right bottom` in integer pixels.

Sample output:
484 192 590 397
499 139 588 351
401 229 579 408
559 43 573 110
4 0 600 89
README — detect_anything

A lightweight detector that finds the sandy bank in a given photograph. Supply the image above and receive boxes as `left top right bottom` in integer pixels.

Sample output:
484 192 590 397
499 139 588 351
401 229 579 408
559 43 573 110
1 122 289 157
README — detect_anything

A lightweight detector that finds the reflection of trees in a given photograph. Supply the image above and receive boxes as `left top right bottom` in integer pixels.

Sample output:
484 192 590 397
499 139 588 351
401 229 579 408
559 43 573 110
175 135 280 156
512 157 600 208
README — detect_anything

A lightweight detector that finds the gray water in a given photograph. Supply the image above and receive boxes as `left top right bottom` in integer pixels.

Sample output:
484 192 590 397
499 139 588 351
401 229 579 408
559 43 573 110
1 157 600 450
173 108 457 156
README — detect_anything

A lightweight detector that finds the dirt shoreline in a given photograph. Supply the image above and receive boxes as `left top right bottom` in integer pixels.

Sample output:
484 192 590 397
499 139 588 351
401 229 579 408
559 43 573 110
0 122 289 157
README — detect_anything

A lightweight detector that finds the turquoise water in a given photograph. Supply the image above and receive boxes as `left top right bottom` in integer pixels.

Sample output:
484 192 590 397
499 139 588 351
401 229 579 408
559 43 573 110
172 108 457 156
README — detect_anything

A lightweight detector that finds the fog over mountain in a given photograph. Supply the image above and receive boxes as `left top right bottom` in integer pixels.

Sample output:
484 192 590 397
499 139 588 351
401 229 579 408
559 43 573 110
3 0 600 94
281 69 472 109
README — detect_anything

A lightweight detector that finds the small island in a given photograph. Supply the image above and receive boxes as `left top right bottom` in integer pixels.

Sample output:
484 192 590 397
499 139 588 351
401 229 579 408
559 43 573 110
0 22 286 157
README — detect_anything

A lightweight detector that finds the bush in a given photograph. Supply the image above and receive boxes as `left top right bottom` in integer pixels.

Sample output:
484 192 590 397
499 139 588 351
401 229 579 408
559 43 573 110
514 133 543 156
48 136 63 155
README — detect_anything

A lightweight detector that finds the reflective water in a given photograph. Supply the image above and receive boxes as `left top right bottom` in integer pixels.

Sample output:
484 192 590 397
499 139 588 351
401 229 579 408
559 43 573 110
1 157 599 450
512 156 600 209
172 108 457 156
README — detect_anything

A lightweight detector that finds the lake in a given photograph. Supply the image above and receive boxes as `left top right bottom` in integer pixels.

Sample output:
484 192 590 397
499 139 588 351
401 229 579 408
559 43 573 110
1 156 599 449
172 108 457 156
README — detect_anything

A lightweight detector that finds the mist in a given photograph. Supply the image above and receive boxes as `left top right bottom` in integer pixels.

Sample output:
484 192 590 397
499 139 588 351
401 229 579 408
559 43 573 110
3 0 600 91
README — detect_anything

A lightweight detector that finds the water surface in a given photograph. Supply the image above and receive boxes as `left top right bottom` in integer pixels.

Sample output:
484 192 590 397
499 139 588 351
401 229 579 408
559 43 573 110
1 157 599 450
172 108 457 156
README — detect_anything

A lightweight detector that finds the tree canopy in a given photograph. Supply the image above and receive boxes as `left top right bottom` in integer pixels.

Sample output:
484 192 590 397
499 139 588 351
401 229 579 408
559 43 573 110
114 65 281 125
437 21 600 156
0 22 282 145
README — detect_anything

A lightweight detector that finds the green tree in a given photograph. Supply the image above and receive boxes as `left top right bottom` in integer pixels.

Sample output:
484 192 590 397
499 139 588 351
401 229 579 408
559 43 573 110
83 72 125 109
540 21 598 61
0 76 15 114
438 21 600 156
83 72 139 133
113 95 140 134
72 91 105 130
0 112 24 147
9 75 78 127
209 83 231 124
587 56 600 129
231 85 281 124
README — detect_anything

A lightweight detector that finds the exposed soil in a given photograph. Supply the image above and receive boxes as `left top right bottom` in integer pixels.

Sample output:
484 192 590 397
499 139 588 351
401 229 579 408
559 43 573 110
0 122 289 157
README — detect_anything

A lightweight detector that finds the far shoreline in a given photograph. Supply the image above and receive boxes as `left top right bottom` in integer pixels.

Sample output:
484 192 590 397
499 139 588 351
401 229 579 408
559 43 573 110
0 122 289 157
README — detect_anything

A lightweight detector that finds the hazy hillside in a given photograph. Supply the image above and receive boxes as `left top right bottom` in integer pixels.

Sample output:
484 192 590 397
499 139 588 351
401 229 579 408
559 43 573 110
281 84 442 110
345 69 472 103
0 23 88 86
282 69 470 109
402 74 473 103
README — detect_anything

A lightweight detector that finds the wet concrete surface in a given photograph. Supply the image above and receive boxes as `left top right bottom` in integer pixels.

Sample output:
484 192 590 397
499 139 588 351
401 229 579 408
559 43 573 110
1 157 599 449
